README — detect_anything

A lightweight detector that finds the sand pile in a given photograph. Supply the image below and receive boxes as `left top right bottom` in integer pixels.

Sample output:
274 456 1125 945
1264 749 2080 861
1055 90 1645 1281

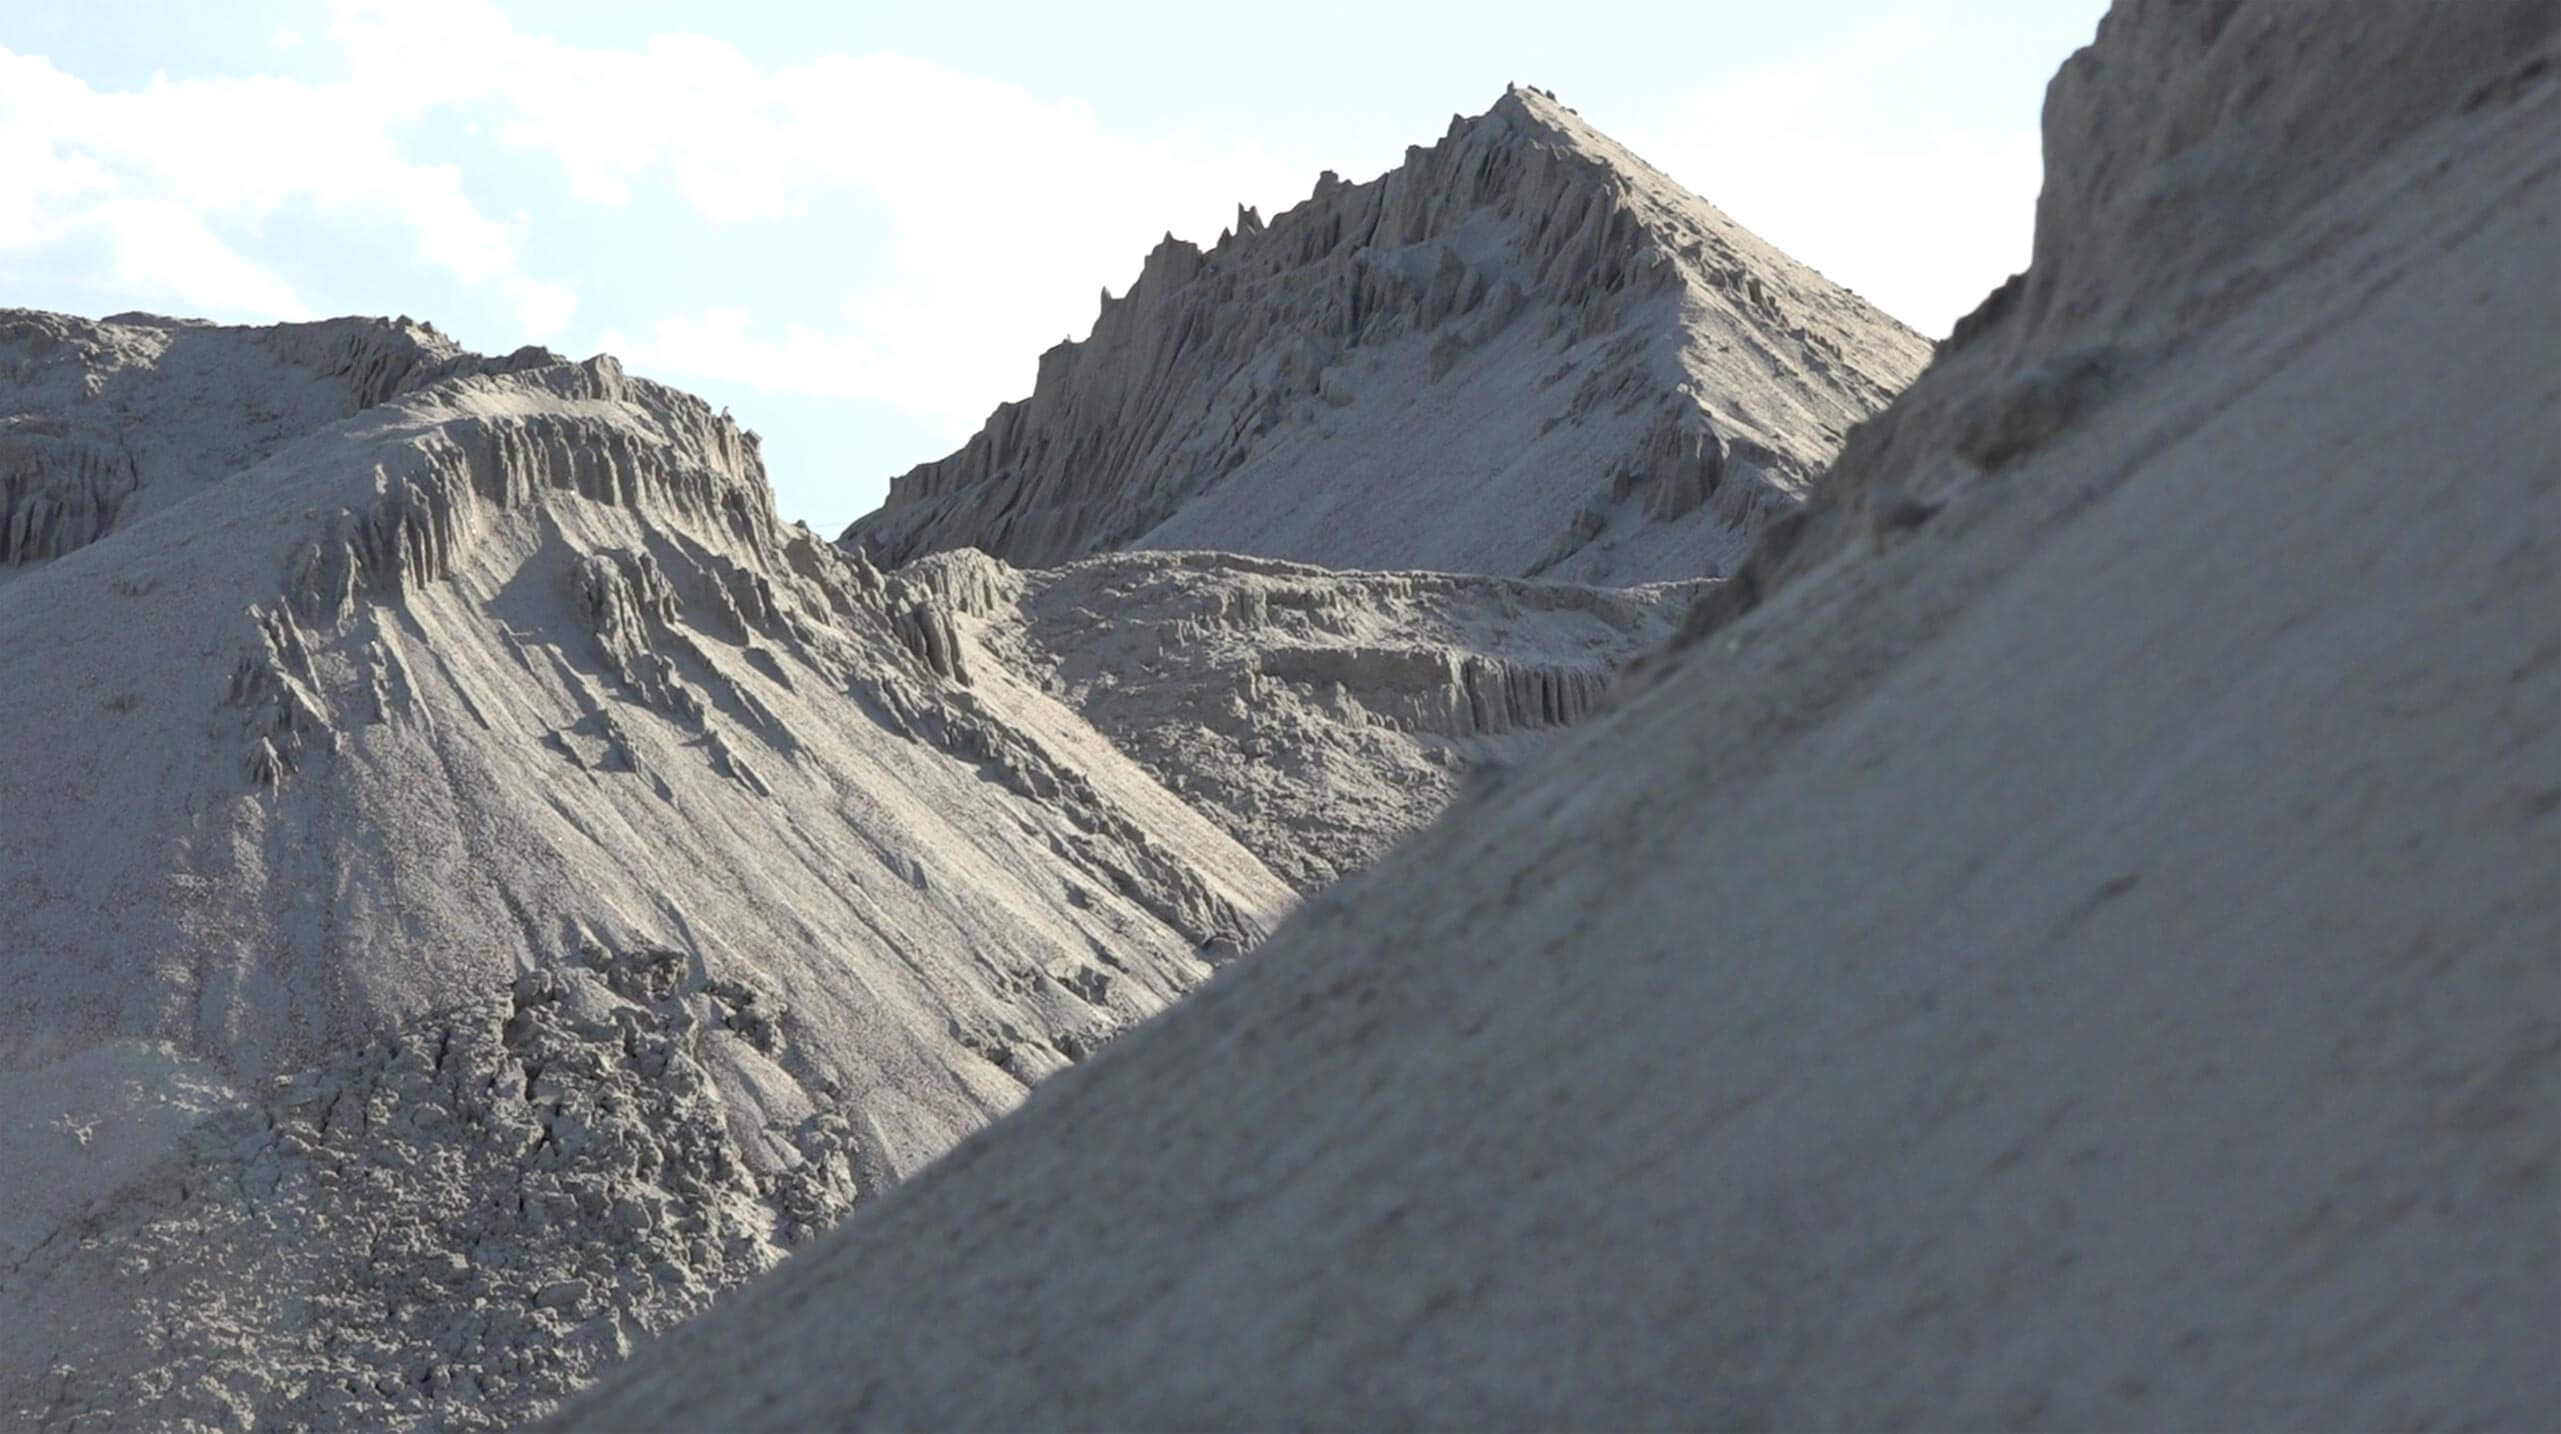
557 1 2561 1427
0 323 1297 1425
0 310 1706 1425
844 86 1931 584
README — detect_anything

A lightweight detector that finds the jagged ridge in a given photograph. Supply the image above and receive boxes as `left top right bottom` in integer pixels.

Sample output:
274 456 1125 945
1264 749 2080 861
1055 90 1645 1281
0 310 560 569
844 86 1931 585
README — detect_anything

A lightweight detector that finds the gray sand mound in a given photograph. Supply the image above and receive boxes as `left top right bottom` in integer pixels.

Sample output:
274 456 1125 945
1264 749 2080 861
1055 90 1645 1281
558 2 2561 1427
845 86 1930 585
0 311 1700 1425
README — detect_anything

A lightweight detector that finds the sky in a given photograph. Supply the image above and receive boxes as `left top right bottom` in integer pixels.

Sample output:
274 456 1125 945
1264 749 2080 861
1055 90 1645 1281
0 0 2110 536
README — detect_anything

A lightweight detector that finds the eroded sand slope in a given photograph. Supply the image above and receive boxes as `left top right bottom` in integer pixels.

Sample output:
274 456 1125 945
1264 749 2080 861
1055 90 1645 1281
0 312 1702 1428
845 86 1930 585
560 2 2561 1427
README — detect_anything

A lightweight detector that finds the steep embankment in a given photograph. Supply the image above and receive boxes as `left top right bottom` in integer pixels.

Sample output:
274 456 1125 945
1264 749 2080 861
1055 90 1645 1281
844 86 1930 584
0 317 1302 1429
1684 0 2561 638
560 2 2561 1428
0 305 1703 1429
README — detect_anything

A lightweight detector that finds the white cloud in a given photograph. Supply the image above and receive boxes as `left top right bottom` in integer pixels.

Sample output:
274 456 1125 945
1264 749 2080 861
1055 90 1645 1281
85 198 312 318
6 0 1297 423
6 0 1298 426
596 309 891 403
0 38 571 334
1663 120 2041 337
509 279 578 343
0 100 107 249
1641 46 2047 338
317 3 1304 420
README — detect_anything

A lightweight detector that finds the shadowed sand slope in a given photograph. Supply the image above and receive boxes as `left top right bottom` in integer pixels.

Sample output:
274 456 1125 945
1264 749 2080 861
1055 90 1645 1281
559 2 2561 1427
